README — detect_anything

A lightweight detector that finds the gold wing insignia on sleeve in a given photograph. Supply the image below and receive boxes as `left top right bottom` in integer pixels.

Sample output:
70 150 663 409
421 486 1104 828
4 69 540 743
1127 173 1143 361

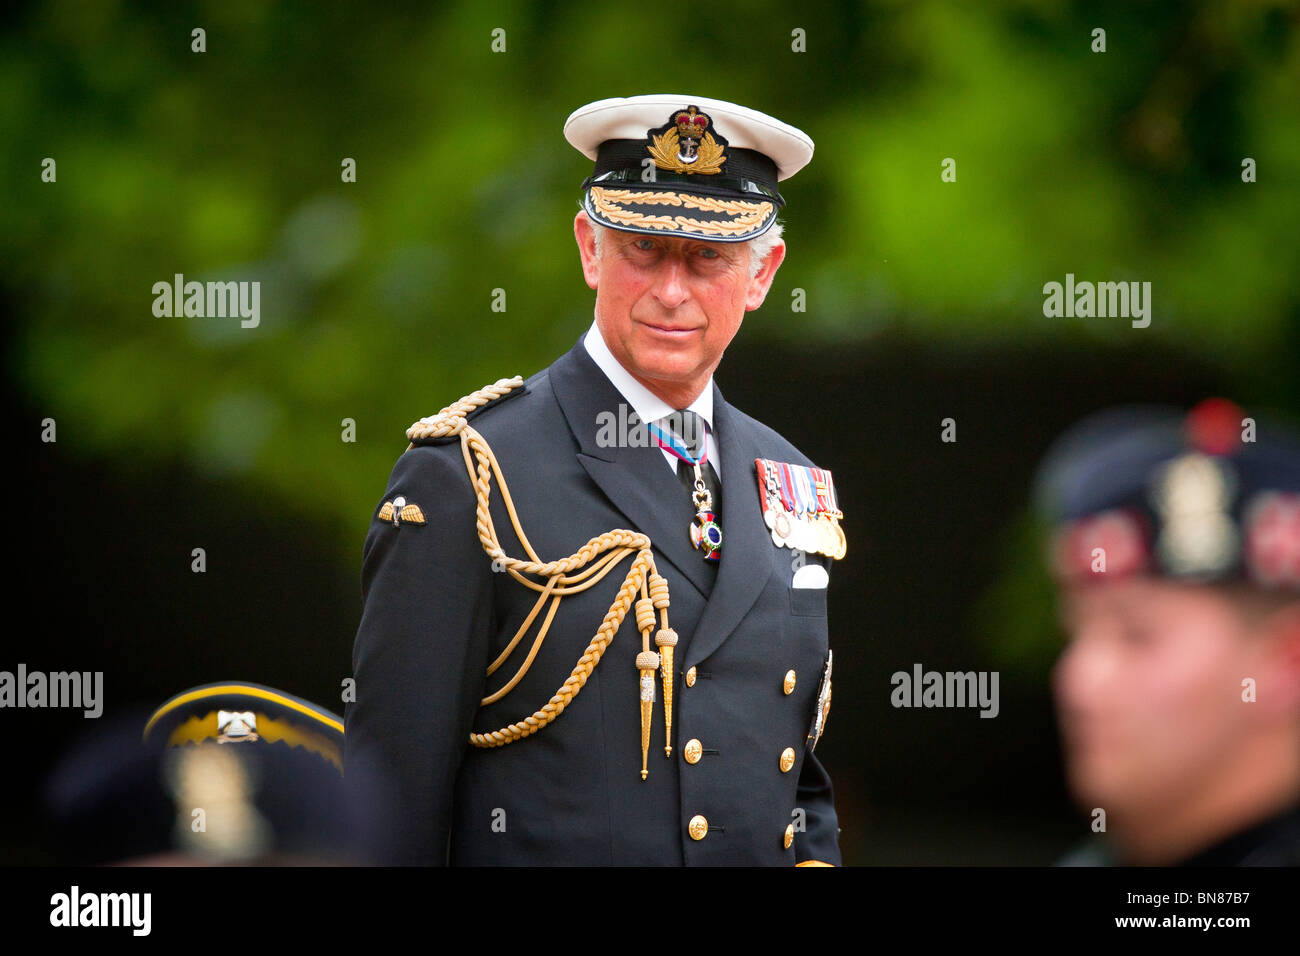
376 496 425 528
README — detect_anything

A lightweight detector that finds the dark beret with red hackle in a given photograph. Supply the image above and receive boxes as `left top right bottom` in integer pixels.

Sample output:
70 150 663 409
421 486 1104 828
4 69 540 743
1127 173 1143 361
1034 398 1300 590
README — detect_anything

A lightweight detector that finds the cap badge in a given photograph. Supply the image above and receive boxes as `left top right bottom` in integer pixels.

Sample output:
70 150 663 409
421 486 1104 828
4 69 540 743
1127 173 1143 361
217 709 259 742
1151 452 1238 577
647 106 727 175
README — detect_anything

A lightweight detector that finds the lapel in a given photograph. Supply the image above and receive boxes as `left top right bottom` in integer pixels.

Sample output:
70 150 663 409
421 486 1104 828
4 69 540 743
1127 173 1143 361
550 339 714 598
548 338 772 663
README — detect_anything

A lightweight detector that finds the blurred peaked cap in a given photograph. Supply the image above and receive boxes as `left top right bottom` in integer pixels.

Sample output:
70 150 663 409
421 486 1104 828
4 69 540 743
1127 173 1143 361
1034 399 1300 590
564 94 814 243
44 686 374 864
143 680 343 772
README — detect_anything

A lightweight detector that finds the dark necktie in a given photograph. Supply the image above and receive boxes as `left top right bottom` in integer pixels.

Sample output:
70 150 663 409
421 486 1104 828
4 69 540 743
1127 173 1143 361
660 410 722 564
663 410 718 506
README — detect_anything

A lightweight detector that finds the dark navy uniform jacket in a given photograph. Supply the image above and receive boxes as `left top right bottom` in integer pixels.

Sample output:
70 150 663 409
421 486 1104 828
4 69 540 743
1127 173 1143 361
345 337 841 865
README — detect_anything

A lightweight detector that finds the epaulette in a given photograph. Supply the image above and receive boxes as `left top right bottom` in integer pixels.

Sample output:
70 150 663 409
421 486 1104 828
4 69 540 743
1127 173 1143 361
404 376 528 447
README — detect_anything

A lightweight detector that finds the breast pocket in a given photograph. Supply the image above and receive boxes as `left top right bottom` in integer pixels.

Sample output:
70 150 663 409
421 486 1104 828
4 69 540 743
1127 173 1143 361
789 585 827 617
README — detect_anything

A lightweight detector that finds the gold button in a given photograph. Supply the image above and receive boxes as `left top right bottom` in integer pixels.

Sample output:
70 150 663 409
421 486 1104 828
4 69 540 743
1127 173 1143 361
784 823 795 849
684 739 703 764
783 670 796 695
685 666 697 687
779 747 796 773
689 815 709 841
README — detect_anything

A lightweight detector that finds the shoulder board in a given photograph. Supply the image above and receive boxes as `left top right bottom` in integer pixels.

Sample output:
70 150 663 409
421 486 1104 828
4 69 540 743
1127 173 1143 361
405 376 527 446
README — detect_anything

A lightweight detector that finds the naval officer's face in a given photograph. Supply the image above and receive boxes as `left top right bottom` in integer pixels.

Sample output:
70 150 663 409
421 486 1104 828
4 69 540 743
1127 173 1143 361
575 211 784 406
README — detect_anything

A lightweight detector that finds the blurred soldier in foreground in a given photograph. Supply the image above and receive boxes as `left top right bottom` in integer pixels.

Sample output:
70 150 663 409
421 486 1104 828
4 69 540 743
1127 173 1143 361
44 682 375 865
1036 398 1300 865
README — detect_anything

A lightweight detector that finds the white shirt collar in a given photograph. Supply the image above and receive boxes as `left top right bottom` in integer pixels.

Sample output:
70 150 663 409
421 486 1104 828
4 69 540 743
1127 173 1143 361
582 319 714 430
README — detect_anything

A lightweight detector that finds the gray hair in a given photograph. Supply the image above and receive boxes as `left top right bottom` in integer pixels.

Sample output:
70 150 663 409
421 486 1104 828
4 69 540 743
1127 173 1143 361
588 217 784 279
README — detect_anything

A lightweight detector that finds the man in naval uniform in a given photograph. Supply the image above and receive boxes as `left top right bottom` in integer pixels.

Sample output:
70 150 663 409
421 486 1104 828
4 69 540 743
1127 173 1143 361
1037 399 1300 866
345 95 844 866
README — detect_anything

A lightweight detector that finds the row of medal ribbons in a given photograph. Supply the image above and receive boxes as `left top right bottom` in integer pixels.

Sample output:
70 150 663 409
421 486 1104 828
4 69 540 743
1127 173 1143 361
755 458 846 560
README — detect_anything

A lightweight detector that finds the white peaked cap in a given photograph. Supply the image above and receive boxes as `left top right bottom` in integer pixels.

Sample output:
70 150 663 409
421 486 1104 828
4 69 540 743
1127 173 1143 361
564 93 814 181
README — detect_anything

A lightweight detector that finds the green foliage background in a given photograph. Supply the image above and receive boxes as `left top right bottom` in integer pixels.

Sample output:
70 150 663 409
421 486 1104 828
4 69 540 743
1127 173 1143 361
7 0 1297 548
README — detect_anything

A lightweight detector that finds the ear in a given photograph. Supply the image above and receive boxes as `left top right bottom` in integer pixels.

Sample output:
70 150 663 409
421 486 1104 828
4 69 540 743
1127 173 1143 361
743 238 786 311
574 211 600 291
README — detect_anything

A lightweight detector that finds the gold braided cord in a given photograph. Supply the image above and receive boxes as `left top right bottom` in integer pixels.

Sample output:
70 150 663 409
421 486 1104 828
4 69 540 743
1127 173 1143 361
405 377 675 751
479 591 562 706
484 574 559 678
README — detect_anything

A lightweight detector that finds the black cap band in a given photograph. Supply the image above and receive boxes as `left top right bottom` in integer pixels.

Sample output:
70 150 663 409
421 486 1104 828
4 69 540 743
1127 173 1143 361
583 139 784 206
